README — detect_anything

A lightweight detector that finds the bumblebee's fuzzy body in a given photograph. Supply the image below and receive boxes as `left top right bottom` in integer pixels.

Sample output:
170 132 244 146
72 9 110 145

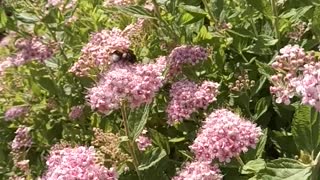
111 49 137 64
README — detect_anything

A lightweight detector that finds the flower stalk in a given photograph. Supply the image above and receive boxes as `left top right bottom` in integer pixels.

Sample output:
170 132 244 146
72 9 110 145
120 101 142 180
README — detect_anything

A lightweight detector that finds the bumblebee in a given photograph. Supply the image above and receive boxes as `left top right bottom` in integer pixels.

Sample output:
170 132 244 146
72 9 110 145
111 49 137 64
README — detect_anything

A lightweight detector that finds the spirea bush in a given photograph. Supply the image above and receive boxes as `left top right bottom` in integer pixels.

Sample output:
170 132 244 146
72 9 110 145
1 0 320 179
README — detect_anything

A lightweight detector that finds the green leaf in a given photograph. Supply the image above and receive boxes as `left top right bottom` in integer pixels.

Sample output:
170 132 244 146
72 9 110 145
149 129 170 154
292 105 320 154
138 148 167 171
255 60 275 79
179 5 207 15
271 130 299 156
257 158 312 180
254 97 271 120
242 159 266 174
280 6 313 22
0 9 8 28
128 105 150 140
116 6 156 19
246 0 272 17
312 6 320 39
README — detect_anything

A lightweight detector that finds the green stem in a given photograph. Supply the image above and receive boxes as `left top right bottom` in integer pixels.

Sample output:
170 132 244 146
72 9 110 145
236 155 245 167
202 0 216 25
120 102 142 180
270 0 280 49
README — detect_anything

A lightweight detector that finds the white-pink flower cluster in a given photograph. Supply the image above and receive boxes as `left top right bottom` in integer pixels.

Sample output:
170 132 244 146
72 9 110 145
11 126 32 152
167 45 208 77
290 62 320 110
86 57 167 114
42 146 118 180
69 28 131 76
270 45 320 109
166 80 219 125
5 106 29 121
5 37 53 66
47 0 77 11
135 130 152 151
172 161 222 180
104 0 134 6
189 109 262 163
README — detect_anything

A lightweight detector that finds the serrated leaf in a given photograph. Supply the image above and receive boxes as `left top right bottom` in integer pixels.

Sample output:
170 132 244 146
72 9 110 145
0 9 8 28
242 159 266 174
138 148 166 171
254 97 271 120
312 6 320 39
292 105 320 154
117 6 156 19
129 105 150 140
179 5 207 15
255 60 275 79
246 0 272 17
257 158 312 180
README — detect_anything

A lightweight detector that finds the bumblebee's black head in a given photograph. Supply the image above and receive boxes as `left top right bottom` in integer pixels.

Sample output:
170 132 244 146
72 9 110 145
111 49 137 64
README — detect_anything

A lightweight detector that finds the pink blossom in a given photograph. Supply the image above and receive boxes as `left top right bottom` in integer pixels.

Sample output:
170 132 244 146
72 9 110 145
135 130 152 151
189 109 262 163
86 57 166 114
68 105 84 120
47 0 77 11
5 37 53 66
104 0 134 6
42 146 118 180
166 80 219 125
11 126 32 152
0 59 13 75
270 45 314 105
290 62 320 110
5 106 29 121
69 28 131 76
167 45 208 78
172 161 222 180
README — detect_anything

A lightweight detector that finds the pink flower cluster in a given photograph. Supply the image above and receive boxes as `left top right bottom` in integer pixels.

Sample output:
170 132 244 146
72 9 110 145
42 146 118 180
122 19 145 38
0 59 13 76
86 57 167 114
172 161 222 180
11 126 32 152
69 28 131 76
290 62 320 111
166 80 219 125
6 37 53 66
104 0 134 6
167 45 208 77
4 106 29 121
68 105 83 120
189 109 262 163
47 0 77 11
135 130 152 151
270 45 316 105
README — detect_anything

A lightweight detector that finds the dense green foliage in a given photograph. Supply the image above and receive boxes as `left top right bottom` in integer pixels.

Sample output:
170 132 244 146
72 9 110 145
1 0 320 179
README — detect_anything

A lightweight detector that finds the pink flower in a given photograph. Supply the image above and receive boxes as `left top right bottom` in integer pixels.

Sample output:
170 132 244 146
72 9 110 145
68 105 84 120
270 45 314 105
5 37 53 66
5 106 29 121
69 28 131 76
167 45 208 78
11 126 32 152
135 130 152 151
104 0 134 6
189 109 262 163
86 57 166 114
172 161 222 180
42 146 118 180
166 80 219 125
